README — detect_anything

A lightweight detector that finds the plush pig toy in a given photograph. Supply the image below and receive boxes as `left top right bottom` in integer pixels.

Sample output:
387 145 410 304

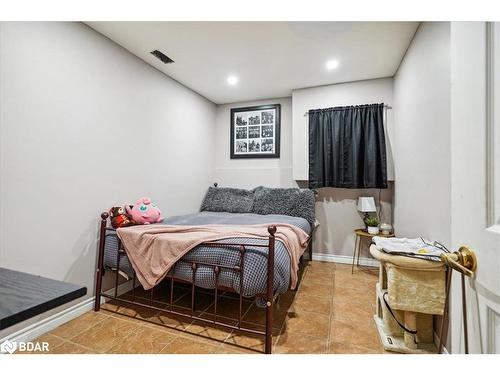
126 197 164 225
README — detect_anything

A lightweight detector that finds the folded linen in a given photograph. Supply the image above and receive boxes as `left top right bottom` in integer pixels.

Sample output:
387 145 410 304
372 237 446 261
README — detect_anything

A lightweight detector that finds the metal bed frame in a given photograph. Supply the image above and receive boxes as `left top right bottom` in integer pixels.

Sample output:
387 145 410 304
94 212 314 354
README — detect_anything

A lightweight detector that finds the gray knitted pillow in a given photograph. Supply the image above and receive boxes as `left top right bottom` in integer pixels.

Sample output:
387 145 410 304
200 186 254 213
252 186 316 225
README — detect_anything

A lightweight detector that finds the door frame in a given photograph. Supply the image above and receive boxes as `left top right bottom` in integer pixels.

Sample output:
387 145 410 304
449 21 500 354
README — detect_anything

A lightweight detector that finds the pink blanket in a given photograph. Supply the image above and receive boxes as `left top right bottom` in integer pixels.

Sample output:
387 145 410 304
116 223 309 290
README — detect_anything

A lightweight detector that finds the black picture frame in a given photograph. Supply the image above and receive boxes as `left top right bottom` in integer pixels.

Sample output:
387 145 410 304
230 104 281 159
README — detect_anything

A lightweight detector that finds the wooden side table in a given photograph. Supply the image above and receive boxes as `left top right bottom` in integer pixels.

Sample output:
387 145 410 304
352 229 395 273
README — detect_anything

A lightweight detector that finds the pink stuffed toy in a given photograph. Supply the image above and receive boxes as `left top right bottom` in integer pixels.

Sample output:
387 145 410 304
126 197 164 225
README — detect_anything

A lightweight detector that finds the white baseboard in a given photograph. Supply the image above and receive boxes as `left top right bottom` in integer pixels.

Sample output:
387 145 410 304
0 279 134 345
100 279 135 304
312 252 379 268
0 297 95 347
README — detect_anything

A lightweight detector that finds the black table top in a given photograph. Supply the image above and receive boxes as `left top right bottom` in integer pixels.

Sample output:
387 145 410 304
0 267 87 330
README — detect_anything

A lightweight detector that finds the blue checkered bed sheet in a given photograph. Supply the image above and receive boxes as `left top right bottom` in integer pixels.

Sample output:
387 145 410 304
104 211 311 297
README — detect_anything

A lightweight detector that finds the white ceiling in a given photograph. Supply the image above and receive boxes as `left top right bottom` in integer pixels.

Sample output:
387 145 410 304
87 22 419 104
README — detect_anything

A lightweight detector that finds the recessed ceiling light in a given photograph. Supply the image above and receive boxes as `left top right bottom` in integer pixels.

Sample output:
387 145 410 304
227 75 239 85
326 60 339 70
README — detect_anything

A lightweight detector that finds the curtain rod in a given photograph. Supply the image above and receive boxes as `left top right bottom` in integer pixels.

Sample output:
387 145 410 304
304 104 392 117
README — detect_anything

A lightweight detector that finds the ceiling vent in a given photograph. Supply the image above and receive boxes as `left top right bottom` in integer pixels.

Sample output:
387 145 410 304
150 50 174 64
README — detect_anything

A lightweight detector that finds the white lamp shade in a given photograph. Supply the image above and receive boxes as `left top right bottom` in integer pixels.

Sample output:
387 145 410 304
357 197 376 213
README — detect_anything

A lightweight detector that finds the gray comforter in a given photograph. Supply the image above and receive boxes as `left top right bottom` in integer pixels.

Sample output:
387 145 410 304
104 211 311 297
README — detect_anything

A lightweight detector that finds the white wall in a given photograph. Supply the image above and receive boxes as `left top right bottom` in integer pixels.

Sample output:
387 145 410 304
0 22 216 336
0 21 453 340
214 97 295 188
292 77 395 181
392 22 451 351
291 78 395 258
215 80 394 260
393 22 451 246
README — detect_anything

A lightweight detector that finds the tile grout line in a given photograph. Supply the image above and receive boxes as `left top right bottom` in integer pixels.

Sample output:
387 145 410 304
45 334 101 354
275 262 336 353
273 262 311 352
164 293 226 352
105 287 262 352
74 290 193 354
49 312 112 344
327 263 337 353
82 314 144 354
161 290 257 352
106 290 203 353
329 266 382 354
39 261 379 354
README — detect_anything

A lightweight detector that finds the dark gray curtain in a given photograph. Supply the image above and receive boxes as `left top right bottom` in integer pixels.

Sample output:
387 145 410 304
308 103 387 189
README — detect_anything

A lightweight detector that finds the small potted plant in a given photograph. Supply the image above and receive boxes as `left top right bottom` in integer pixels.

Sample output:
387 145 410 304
365 216 380 235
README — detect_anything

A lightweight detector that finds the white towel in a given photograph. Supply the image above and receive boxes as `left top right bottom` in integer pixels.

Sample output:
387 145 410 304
372 237 446 261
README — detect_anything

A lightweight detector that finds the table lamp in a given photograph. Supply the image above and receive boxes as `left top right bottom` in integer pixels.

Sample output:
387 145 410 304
357 196 377 224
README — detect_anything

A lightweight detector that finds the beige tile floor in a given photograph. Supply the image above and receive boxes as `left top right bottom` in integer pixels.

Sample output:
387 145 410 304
23 261 387 354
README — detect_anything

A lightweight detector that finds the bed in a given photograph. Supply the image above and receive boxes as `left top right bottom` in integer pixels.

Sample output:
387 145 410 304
104 211 311 297
94 185 316 354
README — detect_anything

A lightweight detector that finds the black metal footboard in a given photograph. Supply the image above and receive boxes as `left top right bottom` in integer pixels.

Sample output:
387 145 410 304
93 212 278 354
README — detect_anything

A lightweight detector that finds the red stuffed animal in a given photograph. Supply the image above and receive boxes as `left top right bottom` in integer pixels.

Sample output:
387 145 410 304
109 206 135 229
